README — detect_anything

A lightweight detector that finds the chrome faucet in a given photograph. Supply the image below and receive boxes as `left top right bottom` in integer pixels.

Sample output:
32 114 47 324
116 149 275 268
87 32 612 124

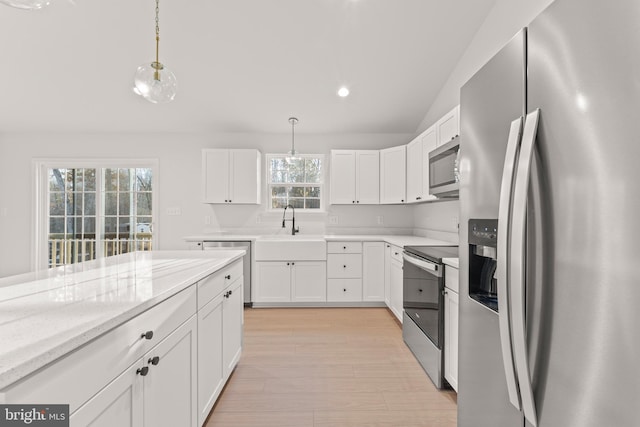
282 205 299 235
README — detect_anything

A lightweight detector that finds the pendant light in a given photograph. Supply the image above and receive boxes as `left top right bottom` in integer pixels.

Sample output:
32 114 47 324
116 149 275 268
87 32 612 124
0 0 50 10
133 0 177 104
286 117 299 161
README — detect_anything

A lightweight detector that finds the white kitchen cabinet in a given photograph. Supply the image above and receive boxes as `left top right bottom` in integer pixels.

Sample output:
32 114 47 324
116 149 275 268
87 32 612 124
292 262 328 302
202 149 261 204
384 244 391 307
70 362 143 427
255 262 291 302
389 245 404 323
379 145 406 204
327 254 362 278
421 125 438 201
362 242 385 302
142 315 198 427
197 294 224 426
223 278 243 375
436 105 460 147
406 137 424 203
327 278 363 301
330 150 379 204
255 261 327 303
444 265 459 392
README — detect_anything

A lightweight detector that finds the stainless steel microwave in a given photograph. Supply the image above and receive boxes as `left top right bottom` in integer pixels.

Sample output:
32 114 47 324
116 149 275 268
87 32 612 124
428 136 460 198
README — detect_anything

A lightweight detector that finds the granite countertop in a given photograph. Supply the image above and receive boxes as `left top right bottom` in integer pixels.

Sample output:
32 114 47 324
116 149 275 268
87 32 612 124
185 233 455 248
0 250 245 390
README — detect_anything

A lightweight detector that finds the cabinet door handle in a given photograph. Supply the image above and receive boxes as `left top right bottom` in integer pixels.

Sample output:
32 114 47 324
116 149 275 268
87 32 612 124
352 201 355 204
140 330 154 340
401 199 405 203
287 262 290 266
343 288 347 292
291 262 295 266
224 291 229 298
225 274 231 280
228 290 233 295
148 356 160 366
137 367 149 376
357 201 360 203
229 200 232 203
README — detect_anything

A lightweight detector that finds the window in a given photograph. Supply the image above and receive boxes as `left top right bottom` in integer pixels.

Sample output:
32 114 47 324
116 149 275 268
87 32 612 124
267 154 324 210
36 160 157 269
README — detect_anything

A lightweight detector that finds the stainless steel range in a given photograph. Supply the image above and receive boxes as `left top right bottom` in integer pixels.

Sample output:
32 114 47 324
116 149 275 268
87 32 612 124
402 245 458 389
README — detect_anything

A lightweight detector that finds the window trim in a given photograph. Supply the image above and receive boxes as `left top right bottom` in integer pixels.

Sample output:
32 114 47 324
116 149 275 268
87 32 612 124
264 153 326 213
33 158 159 271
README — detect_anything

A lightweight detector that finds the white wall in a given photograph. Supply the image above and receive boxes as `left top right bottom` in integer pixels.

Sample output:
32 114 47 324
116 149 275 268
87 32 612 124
0 132 413 277
410 0 555 242
415 0 555 131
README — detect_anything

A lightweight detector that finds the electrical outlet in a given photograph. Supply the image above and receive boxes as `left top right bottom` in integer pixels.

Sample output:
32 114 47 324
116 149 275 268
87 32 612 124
204 215 211 225
166 207 182 216
376 215 384 225
328 215 339 225
0 207 7 217
255 215 261 224
452 216 459 230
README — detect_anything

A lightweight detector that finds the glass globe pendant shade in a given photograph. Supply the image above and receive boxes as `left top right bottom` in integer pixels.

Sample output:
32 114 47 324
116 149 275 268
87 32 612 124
133 61 177 104
0 0 50 10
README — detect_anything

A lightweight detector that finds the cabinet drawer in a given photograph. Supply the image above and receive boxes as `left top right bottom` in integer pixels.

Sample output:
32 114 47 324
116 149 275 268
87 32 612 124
327 242 363 254
327 279 363 302
198 259 243 309
327 254 362 278
0 287 196 413
445 265 459 293
390 245 403 263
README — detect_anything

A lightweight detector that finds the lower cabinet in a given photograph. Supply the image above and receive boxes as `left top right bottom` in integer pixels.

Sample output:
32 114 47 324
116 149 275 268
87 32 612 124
362 242 385 301
386 245 404 323
198 277 243 426
255 261 327 303
444 265 459 392
143 316 198 427
70 363 143 426
71 316 198 427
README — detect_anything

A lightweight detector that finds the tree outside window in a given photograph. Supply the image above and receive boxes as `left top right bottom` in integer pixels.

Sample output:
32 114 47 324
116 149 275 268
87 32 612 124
46 166 155 268
267 155 324 210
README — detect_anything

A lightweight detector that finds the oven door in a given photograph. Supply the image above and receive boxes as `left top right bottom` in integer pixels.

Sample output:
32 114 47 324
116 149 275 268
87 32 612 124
402 252 444 348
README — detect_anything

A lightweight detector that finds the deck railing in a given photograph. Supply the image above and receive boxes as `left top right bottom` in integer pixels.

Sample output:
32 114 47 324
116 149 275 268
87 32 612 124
48 238 153 268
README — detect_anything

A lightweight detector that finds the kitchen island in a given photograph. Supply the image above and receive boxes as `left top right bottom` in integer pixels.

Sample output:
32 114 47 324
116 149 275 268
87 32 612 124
0 250 245 426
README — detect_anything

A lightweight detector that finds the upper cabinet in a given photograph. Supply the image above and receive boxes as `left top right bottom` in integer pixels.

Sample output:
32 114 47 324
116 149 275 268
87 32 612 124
330 150 380 205
436 105 460 147
380 145 406 204
406 106 459 203
202 149 261 204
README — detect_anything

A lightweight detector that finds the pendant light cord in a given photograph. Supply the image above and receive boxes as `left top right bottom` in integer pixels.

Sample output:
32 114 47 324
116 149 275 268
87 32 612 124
154 0 161 80
289 117 298 156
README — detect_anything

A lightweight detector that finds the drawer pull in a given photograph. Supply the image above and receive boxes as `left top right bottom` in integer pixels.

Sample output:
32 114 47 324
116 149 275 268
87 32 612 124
148 356 160 366
225 274 231 280
137 367 149 376
343 288 347 292
343 246 347 249
343 265 347 268
140 330 154 340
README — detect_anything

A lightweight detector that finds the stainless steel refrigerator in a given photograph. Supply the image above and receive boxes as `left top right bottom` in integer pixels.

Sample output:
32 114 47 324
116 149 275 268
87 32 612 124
458 0 640 426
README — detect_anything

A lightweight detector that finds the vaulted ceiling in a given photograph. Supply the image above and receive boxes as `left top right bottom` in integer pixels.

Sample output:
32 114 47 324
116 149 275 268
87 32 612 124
0 0 496 134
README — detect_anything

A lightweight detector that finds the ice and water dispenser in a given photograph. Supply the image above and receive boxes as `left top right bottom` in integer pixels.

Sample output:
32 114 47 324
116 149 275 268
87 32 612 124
468 219 499 312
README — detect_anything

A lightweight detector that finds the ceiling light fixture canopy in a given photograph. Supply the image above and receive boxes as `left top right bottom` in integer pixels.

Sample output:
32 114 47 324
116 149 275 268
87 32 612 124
287 117 299 160
133 0 176 104
0 0 50 10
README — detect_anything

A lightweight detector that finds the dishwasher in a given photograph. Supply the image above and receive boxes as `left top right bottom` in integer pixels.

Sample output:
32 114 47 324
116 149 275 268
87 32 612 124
196 241 252 306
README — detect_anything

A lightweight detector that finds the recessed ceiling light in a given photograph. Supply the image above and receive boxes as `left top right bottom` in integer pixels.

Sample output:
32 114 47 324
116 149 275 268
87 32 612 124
337 87 350 98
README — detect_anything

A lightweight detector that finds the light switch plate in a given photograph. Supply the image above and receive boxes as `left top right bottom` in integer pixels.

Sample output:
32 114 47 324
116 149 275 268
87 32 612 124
328 215 339 225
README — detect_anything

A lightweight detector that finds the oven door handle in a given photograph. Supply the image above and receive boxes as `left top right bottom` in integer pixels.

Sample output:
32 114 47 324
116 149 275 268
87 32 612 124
402 252 442 277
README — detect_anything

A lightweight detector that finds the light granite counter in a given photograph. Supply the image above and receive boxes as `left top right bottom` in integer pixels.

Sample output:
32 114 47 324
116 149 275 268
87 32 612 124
185 233 454 248
0 250 245 390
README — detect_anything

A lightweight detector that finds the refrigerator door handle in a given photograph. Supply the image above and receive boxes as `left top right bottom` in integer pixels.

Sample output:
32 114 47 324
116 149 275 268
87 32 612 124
497 117 524 411
510 108 541 427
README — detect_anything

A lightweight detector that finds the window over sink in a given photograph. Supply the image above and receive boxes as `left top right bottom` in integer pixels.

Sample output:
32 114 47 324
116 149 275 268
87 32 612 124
266 154 324 211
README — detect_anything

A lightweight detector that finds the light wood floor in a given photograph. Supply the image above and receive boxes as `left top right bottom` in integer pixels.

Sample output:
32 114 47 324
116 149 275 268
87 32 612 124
205 307 457 427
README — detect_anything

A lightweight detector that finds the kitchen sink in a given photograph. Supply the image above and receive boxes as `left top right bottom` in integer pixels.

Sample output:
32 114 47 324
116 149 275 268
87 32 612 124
255 235 326 261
